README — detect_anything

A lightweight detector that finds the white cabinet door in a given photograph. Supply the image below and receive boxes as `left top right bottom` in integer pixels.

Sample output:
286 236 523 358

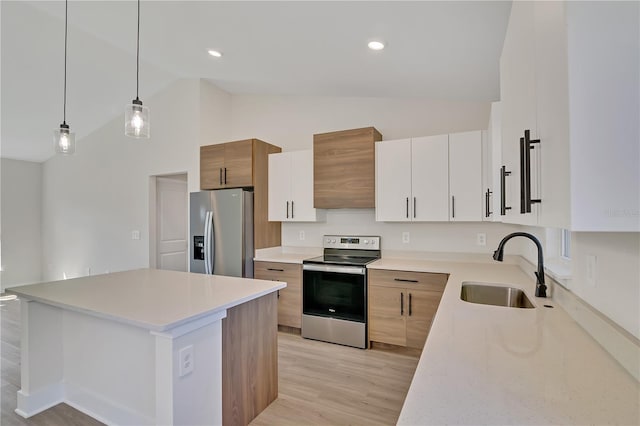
500 0 540 226
268 152 292 221
290 150 319 222
376 139 412 221
411 135 449 221
449 131 482 222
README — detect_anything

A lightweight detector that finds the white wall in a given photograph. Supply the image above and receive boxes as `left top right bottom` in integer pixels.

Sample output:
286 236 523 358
41 79 232 281
0 158 42 288
570 233 640 340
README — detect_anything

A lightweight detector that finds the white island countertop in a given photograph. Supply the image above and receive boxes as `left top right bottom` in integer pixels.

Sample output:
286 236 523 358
8 268 285 332
368 257 640 425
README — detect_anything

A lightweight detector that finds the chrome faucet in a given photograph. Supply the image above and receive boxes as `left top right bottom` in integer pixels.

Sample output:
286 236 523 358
493 232 547 298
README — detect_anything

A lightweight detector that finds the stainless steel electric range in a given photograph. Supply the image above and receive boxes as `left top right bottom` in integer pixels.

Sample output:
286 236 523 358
302 235 381 348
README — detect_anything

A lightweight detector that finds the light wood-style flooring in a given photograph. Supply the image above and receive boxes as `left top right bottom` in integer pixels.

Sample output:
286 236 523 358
2 298 418 425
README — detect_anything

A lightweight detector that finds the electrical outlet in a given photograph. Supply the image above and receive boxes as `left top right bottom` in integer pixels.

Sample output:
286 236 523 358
476 233 486 246
586 255 597 287
131 230 141 240
299 231 305 241
179 345 194 377
402 232 410 244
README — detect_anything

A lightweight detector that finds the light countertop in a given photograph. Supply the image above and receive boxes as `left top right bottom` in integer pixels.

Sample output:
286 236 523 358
8 269 285 332
254 246 321 264
375 257 640 425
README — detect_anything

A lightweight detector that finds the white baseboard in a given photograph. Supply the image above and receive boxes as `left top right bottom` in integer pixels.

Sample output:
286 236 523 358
517 256 640 382
15 382 64 418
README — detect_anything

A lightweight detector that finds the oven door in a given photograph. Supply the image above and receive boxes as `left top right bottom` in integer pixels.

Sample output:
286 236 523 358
302 264 366 322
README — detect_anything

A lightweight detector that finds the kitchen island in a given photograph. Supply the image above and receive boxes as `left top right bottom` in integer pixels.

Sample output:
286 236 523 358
8 268 284 426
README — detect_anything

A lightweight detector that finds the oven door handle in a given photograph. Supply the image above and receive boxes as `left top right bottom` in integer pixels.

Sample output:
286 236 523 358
302 264 366 275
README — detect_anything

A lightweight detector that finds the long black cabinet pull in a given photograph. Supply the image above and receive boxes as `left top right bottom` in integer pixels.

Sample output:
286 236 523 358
520 137 527 214
413 197 416 218
485 188 493 217
409 293 413 316
405 197 409 218
400 292 404 315
267 268 284 272
223 167 227 184
394 278 419 283
219 168 223 185
291 200 294 218
286 201 289 218
524 130 541 213
500 165 512 215
451 196 455 219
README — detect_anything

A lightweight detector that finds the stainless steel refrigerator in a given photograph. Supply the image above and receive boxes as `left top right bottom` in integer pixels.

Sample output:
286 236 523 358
189 188 254 277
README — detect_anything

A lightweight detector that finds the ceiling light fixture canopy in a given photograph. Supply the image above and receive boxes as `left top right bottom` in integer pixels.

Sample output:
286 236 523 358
54 0 75 155
368 41 385 51
125 0 150 138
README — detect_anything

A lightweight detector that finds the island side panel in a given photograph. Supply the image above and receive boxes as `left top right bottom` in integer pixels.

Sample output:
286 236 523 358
222 292 278 426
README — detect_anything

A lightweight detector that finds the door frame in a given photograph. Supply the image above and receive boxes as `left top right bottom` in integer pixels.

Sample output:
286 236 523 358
148 172 188 270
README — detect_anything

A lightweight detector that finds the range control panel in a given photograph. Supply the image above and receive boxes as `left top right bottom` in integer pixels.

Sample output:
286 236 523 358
323 235 380 250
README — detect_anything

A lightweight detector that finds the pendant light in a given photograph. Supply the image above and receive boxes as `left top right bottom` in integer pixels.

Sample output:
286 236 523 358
125 0 150 138
54 0 75 155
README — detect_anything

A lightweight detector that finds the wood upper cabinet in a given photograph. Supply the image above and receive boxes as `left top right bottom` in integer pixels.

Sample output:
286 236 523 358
449 131 483 222
200 140 253 190
254 261 302 329
368 269 447 350
314 127 382 209
268 150 323 222
200 138 282 249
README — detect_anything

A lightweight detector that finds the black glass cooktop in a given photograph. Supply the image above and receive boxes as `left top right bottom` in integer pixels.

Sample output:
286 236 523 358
303 255 379 267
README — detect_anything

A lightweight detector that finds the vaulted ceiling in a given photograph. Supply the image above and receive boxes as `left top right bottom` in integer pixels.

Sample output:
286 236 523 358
1 1 511 162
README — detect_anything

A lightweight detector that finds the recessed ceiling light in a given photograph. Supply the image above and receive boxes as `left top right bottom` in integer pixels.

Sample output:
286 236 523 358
368 41 385 51
207 49 223 58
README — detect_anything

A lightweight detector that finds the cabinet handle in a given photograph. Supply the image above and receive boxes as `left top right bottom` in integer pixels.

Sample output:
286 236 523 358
394 278 419 283
277 290 280 299
267 268 284 272
519 136 526 214
400 292 404 316
523 130 541 213
500 165 512 215
413 197 416 218
485 188 493 217
286 201 289 219
406 197 409 218
409 293 412 316
219 168 223 185
224 167 227 184
451 196 455 219
291 200 294 218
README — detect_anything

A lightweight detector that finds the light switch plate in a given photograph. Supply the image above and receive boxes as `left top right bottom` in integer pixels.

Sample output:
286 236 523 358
179 345 194 377
131 230 141 240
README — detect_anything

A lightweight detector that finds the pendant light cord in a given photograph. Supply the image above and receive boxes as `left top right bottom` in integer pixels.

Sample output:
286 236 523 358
136 0 140 100
63 0 68 124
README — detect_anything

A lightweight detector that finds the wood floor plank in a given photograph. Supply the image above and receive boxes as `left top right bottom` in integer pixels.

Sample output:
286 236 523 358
250 332 419 426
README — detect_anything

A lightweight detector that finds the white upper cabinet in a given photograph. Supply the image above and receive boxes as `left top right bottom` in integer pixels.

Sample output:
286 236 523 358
412 135 449 221
449 131 482 222
268 150 323 222
499 1 638 231
375 139 412 221
377 133 482 222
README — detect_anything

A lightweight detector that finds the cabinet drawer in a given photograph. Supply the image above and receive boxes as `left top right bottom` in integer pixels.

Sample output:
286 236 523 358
254 261 301 283
368 269 448 291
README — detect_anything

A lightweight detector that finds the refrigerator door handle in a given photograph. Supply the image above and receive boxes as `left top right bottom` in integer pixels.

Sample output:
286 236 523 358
210 210 216 274
204 211 211 274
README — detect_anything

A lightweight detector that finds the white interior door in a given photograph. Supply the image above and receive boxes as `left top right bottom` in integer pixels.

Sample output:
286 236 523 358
156 175 188 271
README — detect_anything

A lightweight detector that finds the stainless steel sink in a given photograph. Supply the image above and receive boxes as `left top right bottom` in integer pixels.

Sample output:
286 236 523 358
460 282 535 308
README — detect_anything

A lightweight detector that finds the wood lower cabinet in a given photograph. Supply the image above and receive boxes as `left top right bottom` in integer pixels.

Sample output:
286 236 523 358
254 261 302 329
200 138 282 249
368 269 448 349
313 127 382 209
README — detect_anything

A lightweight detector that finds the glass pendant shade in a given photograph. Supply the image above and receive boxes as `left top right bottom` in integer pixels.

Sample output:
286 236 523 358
125 99 150 138
54 123 76 155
